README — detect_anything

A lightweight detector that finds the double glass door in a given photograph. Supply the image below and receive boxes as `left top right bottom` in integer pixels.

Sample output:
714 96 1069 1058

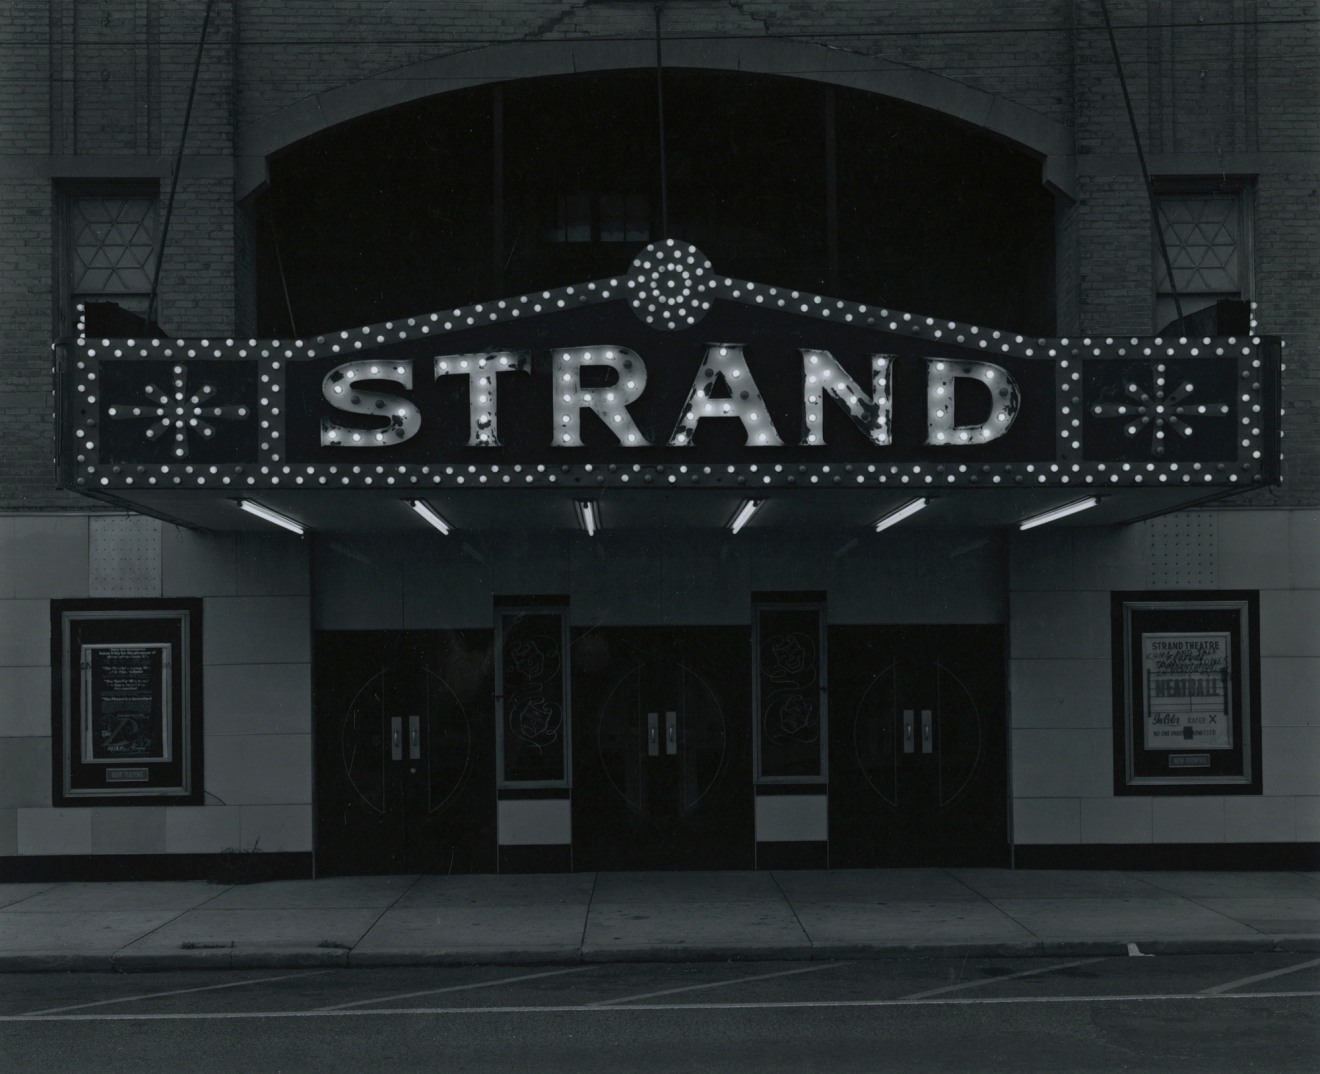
314 630 495 875
828 625 1008 867
570 627 753 870
313 622 1006 874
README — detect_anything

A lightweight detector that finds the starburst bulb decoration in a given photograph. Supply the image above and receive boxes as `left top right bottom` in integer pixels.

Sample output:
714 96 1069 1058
107 365 249 458
1089 362 1228 457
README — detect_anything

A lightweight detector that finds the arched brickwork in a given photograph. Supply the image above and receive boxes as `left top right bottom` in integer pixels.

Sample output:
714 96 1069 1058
235 36 1075 201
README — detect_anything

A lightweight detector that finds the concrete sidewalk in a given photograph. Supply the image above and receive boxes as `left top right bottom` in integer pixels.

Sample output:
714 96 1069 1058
1 869 1318 972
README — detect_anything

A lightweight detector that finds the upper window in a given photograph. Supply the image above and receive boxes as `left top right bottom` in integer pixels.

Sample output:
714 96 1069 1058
60 185 159 337
1154 187 1253 335
550 192 650 244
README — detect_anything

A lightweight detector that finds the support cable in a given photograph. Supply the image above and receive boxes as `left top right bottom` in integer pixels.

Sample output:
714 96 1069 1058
264 200 299 338
655 4 669 239
1098 0 1184 326
146 0 216 331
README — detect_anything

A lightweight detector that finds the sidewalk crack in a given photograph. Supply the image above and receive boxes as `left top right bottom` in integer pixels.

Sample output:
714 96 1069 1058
578 872 597 958
768 870 813 953
110 881 238 967
351 873 428 956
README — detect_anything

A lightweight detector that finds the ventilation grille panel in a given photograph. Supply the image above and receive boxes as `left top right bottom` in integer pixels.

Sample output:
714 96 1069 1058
89 516 162 597
1146 512 1217 587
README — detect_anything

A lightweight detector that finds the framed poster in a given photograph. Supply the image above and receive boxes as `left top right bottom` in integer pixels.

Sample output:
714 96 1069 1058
82 643 172 762
52 600 203 804
1112 592 1260 795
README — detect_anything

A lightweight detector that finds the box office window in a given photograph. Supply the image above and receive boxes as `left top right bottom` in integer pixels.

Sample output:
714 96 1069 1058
1111 591 1261 795
51 600 203 805
754 595 827 784
494 601 570 788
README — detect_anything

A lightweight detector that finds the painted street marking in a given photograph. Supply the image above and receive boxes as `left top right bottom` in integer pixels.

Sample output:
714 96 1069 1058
587 962 842 1006
1199 956 1320 996
316 966 599 1011
21 971 332 1017
2 990 1318 1022
900 957 1108 999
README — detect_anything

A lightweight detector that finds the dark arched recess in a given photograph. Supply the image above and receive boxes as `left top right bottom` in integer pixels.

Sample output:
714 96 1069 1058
253 70 1057 337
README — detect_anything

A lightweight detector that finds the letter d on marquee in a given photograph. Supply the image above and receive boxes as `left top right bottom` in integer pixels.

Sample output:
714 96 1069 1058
925 359 1020 446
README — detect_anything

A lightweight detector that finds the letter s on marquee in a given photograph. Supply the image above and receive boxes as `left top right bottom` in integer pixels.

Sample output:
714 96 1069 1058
320 360 421 447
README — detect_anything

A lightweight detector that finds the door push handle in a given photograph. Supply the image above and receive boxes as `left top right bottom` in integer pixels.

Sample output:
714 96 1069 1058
903 710 915 754
665 711 677 756
647 712 659 757
921 710 933 754
408 714 421 760
390 716 403 761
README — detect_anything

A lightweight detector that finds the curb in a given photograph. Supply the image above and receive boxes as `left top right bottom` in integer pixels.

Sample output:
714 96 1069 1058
2 935 1318 973
347 946 583 967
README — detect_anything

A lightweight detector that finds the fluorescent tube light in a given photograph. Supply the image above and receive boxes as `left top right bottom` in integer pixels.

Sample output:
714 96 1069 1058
237 499 305 535
1018 496 1100 531
574 499 600 537
729 499 763 535
407 499 452 535
873 497 929 533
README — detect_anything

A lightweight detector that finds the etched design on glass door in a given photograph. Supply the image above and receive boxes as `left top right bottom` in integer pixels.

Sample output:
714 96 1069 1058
506 635 564 753
763 632 820 748
340 665 473 818
852 658 984 810
497 609 570 786
596 659 727 817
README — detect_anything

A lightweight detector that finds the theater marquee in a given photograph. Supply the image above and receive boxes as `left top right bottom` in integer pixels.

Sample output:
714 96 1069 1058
59 240 1281 496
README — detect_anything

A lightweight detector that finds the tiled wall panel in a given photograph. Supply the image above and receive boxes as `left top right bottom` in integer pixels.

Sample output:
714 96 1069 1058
1009 511 1318 848
0 517 312 861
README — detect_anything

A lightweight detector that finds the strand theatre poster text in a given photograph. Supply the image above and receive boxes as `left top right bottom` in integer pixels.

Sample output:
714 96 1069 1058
1142 633 1232 750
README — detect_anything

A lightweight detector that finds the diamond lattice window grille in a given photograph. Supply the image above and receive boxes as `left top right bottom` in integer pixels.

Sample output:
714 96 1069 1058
1155 195 1240 294
72 195 158 296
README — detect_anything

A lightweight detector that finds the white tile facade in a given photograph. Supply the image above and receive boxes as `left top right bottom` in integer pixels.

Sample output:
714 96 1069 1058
0 514 313 862
1008 509 1318 847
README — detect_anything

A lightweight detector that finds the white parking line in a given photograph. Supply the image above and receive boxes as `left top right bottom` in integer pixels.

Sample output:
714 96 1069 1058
316 966 599 1010
1199 956 1320 995
586 962 842 1005
21 971 332 1017
3 990 1318 1022
900 957 1109 999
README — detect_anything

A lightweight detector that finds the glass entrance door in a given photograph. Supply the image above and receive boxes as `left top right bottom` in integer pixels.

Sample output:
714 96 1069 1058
829 626 1008 867
314 630 495 875
571 627 753 870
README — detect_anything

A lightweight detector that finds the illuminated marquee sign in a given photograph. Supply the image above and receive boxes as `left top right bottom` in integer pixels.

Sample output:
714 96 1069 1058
60 239 1281 493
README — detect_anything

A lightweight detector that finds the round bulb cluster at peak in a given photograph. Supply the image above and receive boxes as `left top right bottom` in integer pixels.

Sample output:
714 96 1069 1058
626 239 714 330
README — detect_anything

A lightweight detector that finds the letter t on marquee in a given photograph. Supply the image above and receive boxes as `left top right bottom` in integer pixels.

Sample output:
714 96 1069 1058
434 352 530 447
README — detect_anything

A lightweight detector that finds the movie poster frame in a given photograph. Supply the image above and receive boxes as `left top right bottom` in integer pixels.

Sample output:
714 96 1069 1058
1111 591 1261 796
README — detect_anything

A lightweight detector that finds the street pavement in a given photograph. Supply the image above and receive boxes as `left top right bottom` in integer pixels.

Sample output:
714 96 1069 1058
0 868 1317 971
2 952 1319 1073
